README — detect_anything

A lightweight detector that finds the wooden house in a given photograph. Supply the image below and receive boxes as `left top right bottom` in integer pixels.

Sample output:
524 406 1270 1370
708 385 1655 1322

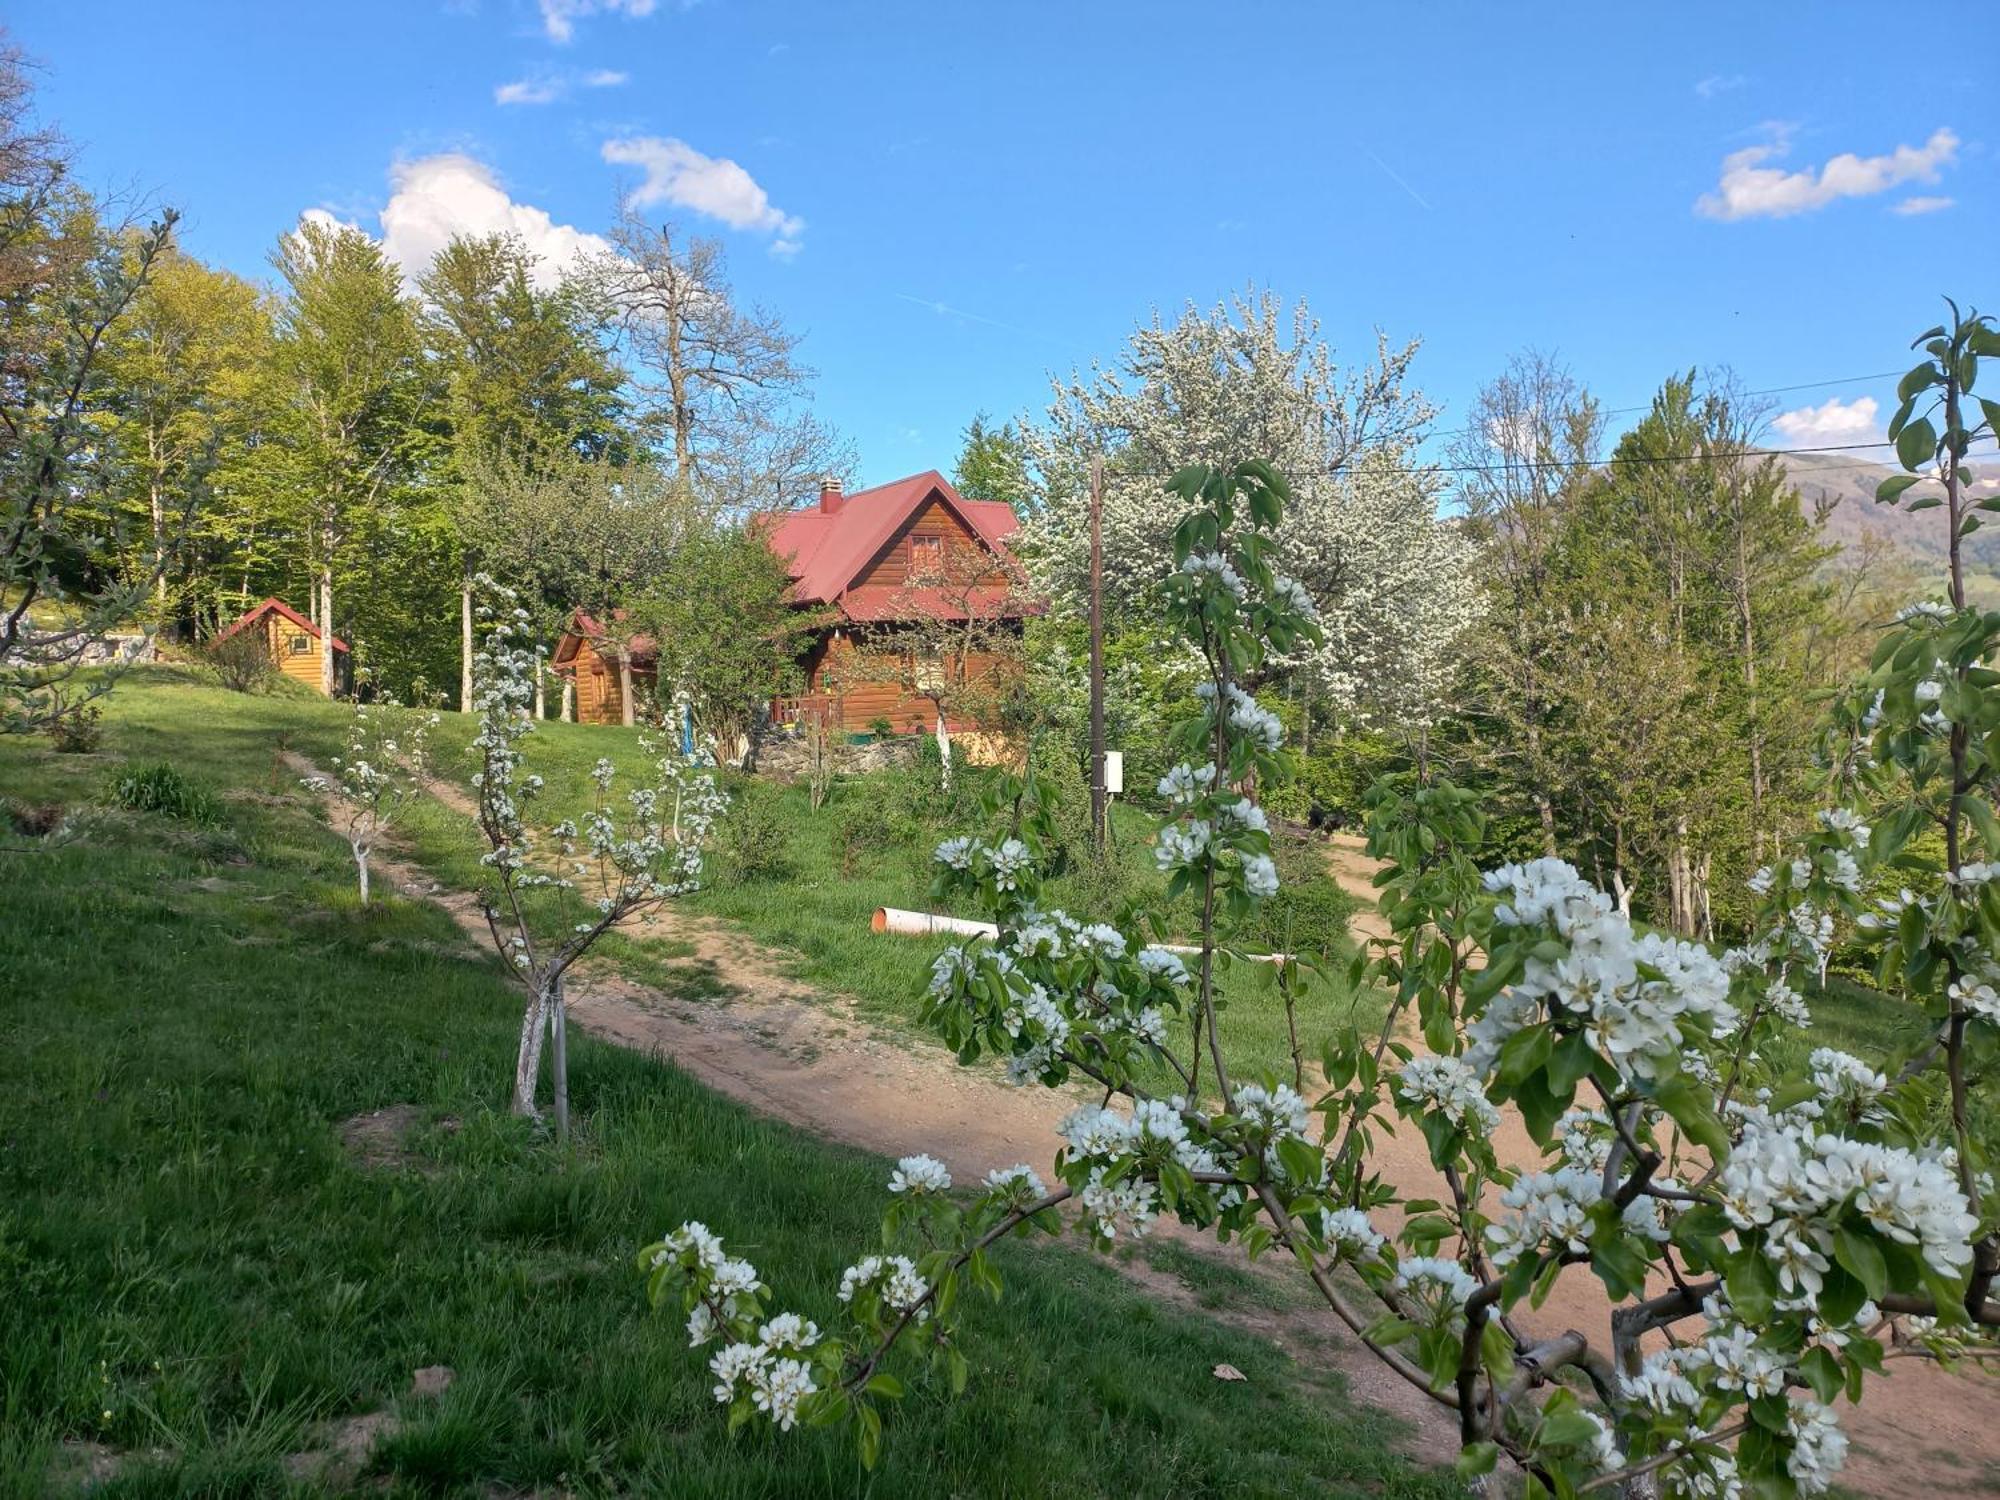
212 597 349 695
550 609 658 726
755 472 1040 737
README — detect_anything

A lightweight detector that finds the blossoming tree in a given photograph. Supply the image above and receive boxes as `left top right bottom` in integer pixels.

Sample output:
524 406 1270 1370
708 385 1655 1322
303 697 439 903
643 314 1998 1496
469 580 727 1135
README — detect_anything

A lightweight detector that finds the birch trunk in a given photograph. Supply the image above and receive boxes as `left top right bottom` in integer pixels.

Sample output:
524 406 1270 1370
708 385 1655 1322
460 575 475 713
534 649 546 721
318 564 336 697
561 679 573 723
150 477 168 607
618 652 635 728
355 846 371 905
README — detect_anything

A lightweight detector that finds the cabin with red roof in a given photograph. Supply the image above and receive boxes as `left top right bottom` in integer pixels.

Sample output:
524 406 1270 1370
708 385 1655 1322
550 608 656 726
756 470 1039 738
211 597 349 695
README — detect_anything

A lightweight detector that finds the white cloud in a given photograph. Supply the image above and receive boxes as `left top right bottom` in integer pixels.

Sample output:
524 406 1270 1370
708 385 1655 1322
1892 195 1955 217
494 67 627 105
539 0 656 44
495 75 563 106
1772 395 1881 449
601 135 803 252
298 154 609 292
1696 126 1959 221
1694 74 1746 100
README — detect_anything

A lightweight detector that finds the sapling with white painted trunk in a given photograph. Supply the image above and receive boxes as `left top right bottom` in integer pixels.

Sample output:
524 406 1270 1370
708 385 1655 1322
303 697 438 904
469 578 727 1135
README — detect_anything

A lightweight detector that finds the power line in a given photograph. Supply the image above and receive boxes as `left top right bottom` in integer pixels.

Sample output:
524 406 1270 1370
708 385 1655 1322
1112 438 1942 481
1432 368 1896 440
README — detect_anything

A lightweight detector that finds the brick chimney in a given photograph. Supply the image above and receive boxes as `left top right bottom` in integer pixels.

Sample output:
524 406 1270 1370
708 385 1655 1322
817 476 844 514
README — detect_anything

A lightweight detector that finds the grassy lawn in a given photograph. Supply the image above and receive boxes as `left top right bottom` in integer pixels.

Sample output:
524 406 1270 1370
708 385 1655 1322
65 667 1375 1087
0 668 1456 1498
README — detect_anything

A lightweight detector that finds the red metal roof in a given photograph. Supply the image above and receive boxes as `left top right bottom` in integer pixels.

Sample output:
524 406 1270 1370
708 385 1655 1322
213 597 350 653
755 471 1029 619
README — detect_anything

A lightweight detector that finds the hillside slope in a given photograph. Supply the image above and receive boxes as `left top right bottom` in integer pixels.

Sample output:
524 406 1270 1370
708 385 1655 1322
1783 450 2000 600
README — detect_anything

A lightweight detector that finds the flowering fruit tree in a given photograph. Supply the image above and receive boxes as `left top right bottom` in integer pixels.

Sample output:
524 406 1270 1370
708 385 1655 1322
643 313 1998 1499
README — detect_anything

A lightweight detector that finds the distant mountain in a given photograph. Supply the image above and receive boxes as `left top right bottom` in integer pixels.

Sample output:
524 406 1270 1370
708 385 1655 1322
1779 451 2000 602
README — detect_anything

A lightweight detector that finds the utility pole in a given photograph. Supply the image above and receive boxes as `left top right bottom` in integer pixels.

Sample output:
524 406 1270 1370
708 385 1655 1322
1088 458 1106 853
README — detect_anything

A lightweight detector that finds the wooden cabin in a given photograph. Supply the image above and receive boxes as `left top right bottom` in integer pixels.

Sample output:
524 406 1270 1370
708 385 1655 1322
756 472 1041 737
550 610 658 726
211 597 349 695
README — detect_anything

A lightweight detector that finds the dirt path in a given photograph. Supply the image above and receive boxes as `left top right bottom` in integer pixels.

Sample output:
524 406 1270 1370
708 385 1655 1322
297 758 1998 1494
1324 831 1391 944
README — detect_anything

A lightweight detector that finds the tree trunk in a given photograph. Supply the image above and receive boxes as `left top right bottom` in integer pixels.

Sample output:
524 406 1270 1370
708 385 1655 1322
460 574 475 713
355 847 371 905
561 679 574 723
150 477 168 607
618 651 635 728
534 649 546 721
935 707 952 792
319 564 336 698
550 974 569 1141
512 979 551 1119
1666 816 1698 937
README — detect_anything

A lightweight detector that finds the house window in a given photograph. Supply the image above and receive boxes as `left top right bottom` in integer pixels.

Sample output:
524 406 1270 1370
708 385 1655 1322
289 634 310 656
910 534 943 573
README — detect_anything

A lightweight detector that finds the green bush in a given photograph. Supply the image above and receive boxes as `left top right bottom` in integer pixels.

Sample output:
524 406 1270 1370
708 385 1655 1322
717 780 794 882
1246 833 1355 958
111 762 221 825
45 700 103 753
202 630 277 694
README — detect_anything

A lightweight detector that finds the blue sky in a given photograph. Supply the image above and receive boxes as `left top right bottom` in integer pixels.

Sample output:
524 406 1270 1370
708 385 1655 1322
13 0 1994 480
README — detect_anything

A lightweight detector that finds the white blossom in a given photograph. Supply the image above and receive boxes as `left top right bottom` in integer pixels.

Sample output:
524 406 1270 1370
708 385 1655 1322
888 1154 952 1195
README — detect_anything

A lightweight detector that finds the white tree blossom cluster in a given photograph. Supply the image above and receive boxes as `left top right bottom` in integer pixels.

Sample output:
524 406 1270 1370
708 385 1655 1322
302 695 439 904
1018 293 1482 729
469 577 727 1130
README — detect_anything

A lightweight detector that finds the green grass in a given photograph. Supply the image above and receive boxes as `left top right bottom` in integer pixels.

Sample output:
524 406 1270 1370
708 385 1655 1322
396 681 1371 1088
0 668 1457 1498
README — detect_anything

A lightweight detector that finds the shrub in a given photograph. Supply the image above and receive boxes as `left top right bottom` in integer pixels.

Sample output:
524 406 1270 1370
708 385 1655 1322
111 762 220 825
1241 830 1354 955
45 699 103 753
717 781 794 882
203 630 276 693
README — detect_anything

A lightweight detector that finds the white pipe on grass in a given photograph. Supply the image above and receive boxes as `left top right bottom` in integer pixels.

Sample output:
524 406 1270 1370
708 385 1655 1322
869 907 1287 963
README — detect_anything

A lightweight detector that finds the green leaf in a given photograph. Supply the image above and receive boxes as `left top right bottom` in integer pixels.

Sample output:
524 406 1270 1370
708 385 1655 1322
1875 473 1922 504
1898 359 1940 400
1963 797 2000 858
1547 1030 1595 1093
1833 1226 1888 1300
1897 415 1939 472
1497 1021 1554 1086
1727 1247 1777 1323
1541 1410 1603 1447
1907 496 1943 512
1818 1264 1867 1327
1456 1441 1500 1479
864 1372 905 1399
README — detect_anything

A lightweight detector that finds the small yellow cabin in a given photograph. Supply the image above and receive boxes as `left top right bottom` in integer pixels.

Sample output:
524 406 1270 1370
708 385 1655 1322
212 597 349 695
